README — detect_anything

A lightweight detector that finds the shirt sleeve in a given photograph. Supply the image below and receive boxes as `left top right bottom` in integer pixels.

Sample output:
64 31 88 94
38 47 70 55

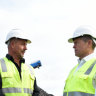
32 78 54 96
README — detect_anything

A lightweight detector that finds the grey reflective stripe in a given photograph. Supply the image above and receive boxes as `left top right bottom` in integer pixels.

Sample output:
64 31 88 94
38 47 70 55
0 88 21 93
23 88 33 94
63 92 67 96
63 92 94 96
0 59 7 72
85 61 96 75
24 88 33 94
0 88 33 94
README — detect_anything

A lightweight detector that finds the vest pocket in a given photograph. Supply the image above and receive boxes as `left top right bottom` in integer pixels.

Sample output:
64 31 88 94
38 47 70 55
29 74 35 90
30 74 35 80
1 72 13 86
79 74 89 79
1 72 13 78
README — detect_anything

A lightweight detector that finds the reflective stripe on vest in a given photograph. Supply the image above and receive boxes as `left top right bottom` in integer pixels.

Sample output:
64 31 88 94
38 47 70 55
24 88 33 94
0 88 33 94
0 59 7 72
85 61 96 75
63 92 94 96
0 88 21 93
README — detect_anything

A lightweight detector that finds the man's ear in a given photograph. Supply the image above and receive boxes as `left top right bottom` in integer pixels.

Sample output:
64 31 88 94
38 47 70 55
88 40 92 47
10 40 15 49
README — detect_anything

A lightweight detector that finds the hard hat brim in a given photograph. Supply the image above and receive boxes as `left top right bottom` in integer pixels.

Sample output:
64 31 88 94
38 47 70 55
5 38 32 44
68 35 83 43
27 40 32 44
68 38 74 43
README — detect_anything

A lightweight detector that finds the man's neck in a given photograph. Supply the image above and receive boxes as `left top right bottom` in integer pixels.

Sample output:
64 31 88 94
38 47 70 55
8 53 21 66
79 51 94 60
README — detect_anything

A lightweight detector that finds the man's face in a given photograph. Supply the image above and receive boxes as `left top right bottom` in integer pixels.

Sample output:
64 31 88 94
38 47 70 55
73 37 89 59
12 39 27 59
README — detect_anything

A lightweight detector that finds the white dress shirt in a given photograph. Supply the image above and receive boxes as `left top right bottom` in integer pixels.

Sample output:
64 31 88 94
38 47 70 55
75 52 96 73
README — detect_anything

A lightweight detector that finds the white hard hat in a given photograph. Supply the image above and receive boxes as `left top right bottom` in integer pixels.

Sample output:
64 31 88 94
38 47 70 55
5 29 32 44
68 25 96 43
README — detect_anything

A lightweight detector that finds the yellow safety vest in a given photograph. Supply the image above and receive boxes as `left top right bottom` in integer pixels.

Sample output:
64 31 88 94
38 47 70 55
63 58 96 96
0 57 35 96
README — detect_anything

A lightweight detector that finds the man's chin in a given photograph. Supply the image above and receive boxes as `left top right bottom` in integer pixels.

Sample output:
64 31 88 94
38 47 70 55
75 53 78 57
21 55 24 58
19 55 24 59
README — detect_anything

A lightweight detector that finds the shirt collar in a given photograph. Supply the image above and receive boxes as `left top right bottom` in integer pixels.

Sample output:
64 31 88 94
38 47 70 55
6 54 25 63
78 52 96 64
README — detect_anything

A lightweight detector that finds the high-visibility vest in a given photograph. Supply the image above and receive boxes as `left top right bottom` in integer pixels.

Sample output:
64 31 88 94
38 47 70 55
0 57 35 96
63 58 96 96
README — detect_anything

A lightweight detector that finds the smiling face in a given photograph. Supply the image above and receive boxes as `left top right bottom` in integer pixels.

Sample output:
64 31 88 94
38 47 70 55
73 37 92 59
9 38 27 59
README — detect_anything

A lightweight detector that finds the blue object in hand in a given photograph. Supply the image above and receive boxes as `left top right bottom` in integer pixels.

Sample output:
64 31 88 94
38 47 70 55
30 60 42 69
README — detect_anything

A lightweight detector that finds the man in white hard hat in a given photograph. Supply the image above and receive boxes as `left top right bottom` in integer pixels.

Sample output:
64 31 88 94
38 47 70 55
63 25 96 96
0 29 54 96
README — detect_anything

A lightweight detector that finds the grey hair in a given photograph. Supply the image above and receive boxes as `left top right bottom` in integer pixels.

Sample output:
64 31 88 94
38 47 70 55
6 40 10 47
6 37 17 47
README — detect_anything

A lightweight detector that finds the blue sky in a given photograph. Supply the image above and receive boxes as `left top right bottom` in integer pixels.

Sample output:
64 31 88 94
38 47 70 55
0 0 96 96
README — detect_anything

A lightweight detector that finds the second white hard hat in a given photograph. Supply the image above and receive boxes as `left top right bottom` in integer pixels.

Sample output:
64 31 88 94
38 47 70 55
5 29 32 44
68 25 96 43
